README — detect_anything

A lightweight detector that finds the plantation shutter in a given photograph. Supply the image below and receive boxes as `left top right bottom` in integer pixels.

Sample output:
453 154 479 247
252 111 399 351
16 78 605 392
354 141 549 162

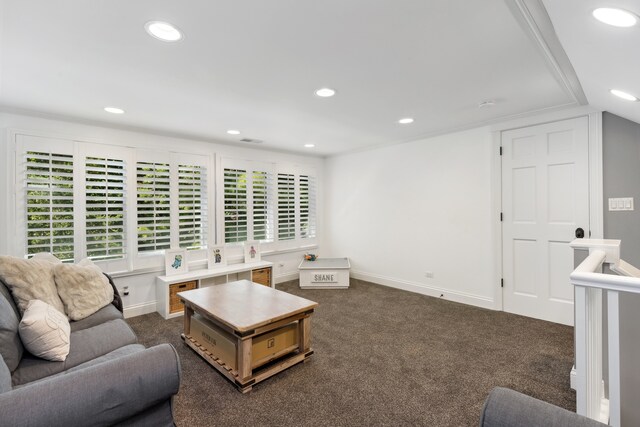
277 173 296 241
136 161 171 252
24 151 75 261
251 169 274 242
85 157 126 261
299 175 317 239
178 164 207 250
224 168 248 243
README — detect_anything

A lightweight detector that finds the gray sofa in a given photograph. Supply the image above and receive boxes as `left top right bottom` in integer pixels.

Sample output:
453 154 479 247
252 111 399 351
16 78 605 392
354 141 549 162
481 387 607 427
0 275 181 426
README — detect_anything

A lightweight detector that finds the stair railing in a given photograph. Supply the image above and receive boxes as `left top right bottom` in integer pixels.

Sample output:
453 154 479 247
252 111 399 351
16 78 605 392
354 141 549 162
571 239 640 426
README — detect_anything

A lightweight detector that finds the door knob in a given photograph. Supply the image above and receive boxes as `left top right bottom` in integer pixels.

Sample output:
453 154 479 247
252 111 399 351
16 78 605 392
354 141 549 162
575 227 585 239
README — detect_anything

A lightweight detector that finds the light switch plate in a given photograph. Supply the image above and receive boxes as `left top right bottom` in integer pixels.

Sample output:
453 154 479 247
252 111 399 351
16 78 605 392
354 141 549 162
608 197 634 211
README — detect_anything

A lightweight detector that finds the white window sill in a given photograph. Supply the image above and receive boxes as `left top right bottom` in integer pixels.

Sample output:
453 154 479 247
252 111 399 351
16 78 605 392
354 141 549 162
109 245 318 279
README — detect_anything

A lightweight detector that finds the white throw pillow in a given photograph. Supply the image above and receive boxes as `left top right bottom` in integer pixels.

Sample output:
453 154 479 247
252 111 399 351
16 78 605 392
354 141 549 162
54 258 114 321
19 299 70 362
0 255 66 315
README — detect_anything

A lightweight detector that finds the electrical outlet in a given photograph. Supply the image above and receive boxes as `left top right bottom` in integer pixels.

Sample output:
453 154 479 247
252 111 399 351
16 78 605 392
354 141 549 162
425 271 434 278
122 286 129 296
279 263 285 268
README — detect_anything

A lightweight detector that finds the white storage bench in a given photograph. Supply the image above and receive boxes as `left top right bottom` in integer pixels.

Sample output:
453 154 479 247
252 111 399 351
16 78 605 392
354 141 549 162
298 257 350 289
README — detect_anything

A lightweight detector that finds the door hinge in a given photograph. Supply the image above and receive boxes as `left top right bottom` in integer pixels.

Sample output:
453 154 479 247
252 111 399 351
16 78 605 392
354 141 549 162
500 212 503 222
501 278 504 288
499 146 503 156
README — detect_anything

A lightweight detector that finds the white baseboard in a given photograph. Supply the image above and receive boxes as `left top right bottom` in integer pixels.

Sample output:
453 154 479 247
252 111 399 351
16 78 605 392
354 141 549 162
123 301 157 319
350 270 496 310
274 271 299 285
570 366 576 390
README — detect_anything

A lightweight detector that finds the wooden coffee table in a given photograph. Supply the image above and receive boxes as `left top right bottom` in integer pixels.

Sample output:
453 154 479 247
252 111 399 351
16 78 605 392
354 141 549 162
178 280 318 392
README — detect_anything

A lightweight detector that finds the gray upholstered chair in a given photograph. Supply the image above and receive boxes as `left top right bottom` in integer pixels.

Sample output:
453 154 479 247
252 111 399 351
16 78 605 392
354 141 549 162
480 387 608 427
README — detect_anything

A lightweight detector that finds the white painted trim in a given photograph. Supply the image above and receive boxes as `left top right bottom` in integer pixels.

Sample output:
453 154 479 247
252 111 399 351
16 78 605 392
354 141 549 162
570 366 577 390
123 301 157 319
274 271 299 285
506 0 587 105
607 290 621 427
588 112 604 239
600 397 610 425
498 110 603 317
1 129 14 255
489 105 600 133
491 130 503 311
351 270 496 310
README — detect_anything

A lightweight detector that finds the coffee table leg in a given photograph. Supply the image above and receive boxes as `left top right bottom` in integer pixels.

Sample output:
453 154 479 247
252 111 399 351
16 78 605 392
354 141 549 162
298 316 311 353
237 337 253 383
183 305 193 336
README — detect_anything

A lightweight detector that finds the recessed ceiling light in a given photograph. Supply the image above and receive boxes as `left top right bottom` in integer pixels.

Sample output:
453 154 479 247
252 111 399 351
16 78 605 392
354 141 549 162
104 107 124 114
315 88 336 98
227 129 241 135
610 89 639 102
398 118 414 124
145 21 183 42
592 8 638 27
304 143 315 148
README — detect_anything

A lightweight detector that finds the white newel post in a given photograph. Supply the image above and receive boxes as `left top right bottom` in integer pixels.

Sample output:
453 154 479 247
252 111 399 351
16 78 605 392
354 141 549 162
572 254 604 420
570 239 621 425
607 290 621 427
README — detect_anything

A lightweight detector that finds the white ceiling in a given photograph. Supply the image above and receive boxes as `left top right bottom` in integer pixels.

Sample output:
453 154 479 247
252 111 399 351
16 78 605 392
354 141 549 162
0 1 587 156
543 0 640 127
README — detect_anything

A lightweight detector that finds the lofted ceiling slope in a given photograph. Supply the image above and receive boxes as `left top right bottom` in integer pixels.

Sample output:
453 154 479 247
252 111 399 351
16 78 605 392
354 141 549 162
543 0 640 128
0 0 585 156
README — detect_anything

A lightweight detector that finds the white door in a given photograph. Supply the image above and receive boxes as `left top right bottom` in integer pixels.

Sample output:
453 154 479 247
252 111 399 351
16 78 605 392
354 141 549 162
502 116 589 325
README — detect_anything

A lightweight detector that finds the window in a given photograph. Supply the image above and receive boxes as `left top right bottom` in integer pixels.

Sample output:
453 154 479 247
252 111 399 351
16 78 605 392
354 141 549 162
85 156 126 261
221 159 317 248
14 133 318 272
223 163 275 244
24 150 75 261
223 168 248 243
277 173 296 241
136 153 209 259
252 170 274 242
136 161 171 253
178 164 207 250
299 175 317 239
275 169 317 244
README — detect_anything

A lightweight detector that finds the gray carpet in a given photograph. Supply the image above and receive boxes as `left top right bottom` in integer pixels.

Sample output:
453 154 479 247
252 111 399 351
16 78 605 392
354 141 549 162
127 279 575 427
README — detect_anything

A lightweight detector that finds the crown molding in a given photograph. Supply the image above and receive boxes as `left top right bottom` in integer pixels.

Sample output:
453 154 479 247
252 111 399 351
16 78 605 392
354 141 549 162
506 0 588 105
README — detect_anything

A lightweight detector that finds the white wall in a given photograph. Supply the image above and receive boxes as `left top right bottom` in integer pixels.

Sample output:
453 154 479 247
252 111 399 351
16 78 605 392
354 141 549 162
0 111 324 317
324 126 498 309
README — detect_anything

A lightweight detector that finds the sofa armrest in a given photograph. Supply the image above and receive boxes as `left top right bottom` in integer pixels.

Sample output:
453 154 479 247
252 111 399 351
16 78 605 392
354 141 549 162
104 273 123 313
0 344 180 427
480 387 607 427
